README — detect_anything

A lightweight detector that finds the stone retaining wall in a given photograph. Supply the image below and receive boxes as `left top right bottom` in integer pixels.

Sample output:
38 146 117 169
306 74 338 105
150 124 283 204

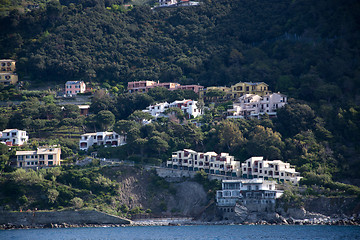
0 210 131 226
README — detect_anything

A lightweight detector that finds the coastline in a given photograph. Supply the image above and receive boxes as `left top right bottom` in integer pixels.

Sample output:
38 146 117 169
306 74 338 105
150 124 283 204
1 217 359 230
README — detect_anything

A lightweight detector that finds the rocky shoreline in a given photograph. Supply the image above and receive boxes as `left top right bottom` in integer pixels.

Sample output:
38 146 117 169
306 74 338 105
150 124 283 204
1 217 359 230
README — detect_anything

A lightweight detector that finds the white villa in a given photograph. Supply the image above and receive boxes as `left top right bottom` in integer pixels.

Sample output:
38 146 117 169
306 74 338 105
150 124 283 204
143 99 203 119
241 157 302 184
0 129 28 146
227 92 287 119
167 149 241 177
16 147 61 168
158 0 199 7
216 178 283 213
79 131 126 151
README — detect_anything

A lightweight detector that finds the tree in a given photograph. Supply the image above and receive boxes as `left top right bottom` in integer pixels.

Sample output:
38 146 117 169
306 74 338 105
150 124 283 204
128 110 154 124
96 110 115 131
62 104 80 119
216 120 245 152
246 125 284 159
148 136 169 157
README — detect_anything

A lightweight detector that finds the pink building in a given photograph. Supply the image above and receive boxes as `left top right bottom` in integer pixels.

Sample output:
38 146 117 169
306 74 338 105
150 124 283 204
127 81 203 94
176 84 203 93
127 81 157 93
65 81 86 95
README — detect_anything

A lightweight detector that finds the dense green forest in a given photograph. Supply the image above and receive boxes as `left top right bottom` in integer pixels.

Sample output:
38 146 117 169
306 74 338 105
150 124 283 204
0 0 360 196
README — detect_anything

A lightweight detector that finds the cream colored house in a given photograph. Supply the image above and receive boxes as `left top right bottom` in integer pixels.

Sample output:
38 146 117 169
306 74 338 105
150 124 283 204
16 147 61 168
167 149 241 177
230 82 270 99
241 156 302 184
0 59 16 72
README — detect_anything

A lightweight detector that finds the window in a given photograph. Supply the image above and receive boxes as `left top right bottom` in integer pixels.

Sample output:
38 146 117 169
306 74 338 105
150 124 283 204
48 161 53 165
48 155 53 160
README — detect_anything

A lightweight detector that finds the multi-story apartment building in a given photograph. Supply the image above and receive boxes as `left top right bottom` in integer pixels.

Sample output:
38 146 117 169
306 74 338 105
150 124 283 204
176 84 203 93
230 82 270 99
143 99 203 119
127 81 157 93
227 92 287 119
79 131 127 151
216 178 283 213
167 149 241 177
16 147 61 168
0 73 18 86
0 129 28 146
127 81 203 94
0 59 16 72
241 157 302 184
65 81 86 95
0 59 18 86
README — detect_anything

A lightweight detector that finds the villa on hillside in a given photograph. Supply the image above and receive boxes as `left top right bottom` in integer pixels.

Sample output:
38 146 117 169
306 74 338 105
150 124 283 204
157 0 199 7
16 146 61 168
0 59 18 86
0 129 28 146
216 178 283 214
227 92 287 119
79 131 127 151
241 157 302 184
200 81 271 102
143 99 203 119
65 81 86 96
167 149 241 177
127 81 203 93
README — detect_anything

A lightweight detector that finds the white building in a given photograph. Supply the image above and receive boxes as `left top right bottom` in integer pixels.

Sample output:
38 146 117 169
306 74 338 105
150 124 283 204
159 0 177 7
143 99 203 119
142 102 170 118
79 131 126 151
216 178 283 210
227 92 287 119
167 149 241 177
0 129 28 146
16 146 61 168
241 157 302 184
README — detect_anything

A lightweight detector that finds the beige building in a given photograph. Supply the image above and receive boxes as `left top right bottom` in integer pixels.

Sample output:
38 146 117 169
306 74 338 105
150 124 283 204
16 147 61 168
167 149 241 177
241 157 302 184
0 59 18 86
230 82 270 99
0 59 16 72
0 73 18 86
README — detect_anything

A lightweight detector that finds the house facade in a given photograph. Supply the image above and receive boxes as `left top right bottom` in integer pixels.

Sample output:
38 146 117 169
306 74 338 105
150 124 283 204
227 92 287 119
16 147 61 168
0 59 16 72
216 178 283 213
0 59 18 86
79 131 127 151
143 99 203 119
159 0 178 7
230 82 270 99
127 81 203 94
241 156 302 184
167 149 241 177
65 81 86 95
0 129 28 146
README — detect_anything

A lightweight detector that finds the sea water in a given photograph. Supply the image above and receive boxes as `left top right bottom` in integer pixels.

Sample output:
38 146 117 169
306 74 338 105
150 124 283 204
1 225 360 240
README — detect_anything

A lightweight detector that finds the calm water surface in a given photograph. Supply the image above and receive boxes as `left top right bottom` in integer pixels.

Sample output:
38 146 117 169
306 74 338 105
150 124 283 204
1 225 360 240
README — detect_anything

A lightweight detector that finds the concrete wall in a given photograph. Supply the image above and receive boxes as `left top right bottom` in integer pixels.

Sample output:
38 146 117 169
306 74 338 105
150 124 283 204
0 210 131 226
154 167 238 182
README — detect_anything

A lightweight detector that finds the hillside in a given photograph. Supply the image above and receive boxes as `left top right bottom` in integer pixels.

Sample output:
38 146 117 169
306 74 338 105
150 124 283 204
0 163 210 217
0 0 360 206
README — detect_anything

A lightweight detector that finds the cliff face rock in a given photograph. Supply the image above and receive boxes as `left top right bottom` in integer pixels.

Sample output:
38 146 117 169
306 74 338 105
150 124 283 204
167 181 208 216
304 197 360 217
0 210 131 226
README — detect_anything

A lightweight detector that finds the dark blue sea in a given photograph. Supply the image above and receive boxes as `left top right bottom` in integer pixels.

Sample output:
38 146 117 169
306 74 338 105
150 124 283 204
1 225 360 240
